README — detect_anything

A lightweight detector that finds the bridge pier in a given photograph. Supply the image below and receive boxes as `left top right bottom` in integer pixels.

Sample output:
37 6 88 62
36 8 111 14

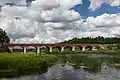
49 47 53 52
72 46 75 51
92 46 95 50
37 47 40 54
82 46 85 51
24 47 27 54
61 47 64 52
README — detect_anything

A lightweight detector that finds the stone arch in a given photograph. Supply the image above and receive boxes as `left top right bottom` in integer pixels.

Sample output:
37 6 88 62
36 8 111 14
27 45 37 49
52 46 61 52
27 46 37 53
13 46 24 52
85 45 93 51
94 45 100 50
75 46 83 52
40 46 50 53
64 46 72 52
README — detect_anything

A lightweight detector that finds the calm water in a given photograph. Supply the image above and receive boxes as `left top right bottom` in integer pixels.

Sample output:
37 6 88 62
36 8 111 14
2 54 120 80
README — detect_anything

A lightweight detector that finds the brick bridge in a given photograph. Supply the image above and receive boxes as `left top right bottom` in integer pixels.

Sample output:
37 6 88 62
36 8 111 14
8 44 103 54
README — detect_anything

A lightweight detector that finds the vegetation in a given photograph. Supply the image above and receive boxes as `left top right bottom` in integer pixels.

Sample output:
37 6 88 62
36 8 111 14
0 54 58 78
60 36 120 44
57 55 102 73
57 54 120 73
0 28 10 46
0 28 10 52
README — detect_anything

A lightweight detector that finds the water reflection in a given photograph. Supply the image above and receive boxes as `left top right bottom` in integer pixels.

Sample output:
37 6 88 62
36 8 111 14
86 64 120 80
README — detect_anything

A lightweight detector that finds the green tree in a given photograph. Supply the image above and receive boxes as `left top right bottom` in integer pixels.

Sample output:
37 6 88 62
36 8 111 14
60 36 120 44
0 28 10 46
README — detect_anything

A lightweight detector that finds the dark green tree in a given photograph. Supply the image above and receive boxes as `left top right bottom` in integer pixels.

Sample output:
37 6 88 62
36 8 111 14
60 36 120 44
0 28 10 46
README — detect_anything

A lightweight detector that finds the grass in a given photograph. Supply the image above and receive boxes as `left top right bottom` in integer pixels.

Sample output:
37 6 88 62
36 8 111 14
47 50 120 56
55 53 120 73
0 53 58 78
57 54 102 73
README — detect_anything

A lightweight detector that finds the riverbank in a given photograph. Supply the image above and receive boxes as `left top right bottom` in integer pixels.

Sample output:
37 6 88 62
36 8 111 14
0 54 58 78
48 50 120 55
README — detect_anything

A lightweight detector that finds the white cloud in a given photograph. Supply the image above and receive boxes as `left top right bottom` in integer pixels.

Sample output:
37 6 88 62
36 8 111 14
84 13 120 37
89 0 120 11
0 0 120 43
0 0 83 43
0 0 27 5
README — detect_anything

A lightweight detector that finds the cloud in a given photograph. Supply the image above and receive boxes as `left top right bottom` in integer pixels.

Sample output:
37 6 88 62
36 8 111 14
0 0 83 43
0 0 27 5
0 0 120 43
89 0 120 11
84 13 120 37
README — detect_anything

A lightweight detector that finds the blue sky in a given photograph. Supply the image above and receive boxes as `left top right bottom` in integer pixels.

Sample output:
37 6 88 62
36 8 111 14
71 0 120 18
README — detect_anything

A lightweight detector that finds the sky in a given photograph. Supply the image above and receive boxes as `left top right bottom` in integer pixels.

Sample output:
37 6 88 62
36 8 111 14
0 0 119 43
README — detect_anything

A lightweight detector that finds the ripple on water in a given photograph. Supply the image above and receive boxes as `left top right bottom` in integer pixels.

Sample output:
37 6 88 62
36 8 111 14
86 64 120 80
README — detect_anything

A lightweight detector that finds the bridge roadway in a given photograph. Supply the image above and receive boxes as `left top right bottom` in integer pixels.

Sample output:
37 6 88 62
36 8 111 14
8 43 102 54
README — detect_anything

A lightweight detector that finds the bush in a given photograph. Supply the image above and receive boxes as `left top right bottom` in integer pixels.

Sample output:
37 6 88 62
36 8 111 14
0 54 58 77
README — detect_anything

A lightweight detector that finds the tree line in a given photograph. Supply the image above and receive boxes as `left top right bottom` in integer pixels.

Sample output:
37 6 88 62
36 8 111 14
60 36 120 44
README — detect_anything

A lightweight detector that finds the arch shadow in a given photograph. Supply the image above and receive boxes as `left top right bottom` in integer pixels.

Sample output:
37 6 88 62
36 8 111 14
27 46 37 53
94 45 100 50
40 46 50 53
75 46 83 52
52 46 61 52
13 46 24 53
64 46 72 52
85 46 93 51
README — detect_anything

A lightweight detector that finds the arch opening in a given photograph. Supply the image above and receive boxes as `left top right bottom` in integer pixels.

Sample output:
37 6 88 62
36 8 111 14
64 46 72 52
75 46 83 52
40 46 50 53
13 46 23 53
93 46 100 51
85 46 93 51
27 46 37 53
53 46 61 52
